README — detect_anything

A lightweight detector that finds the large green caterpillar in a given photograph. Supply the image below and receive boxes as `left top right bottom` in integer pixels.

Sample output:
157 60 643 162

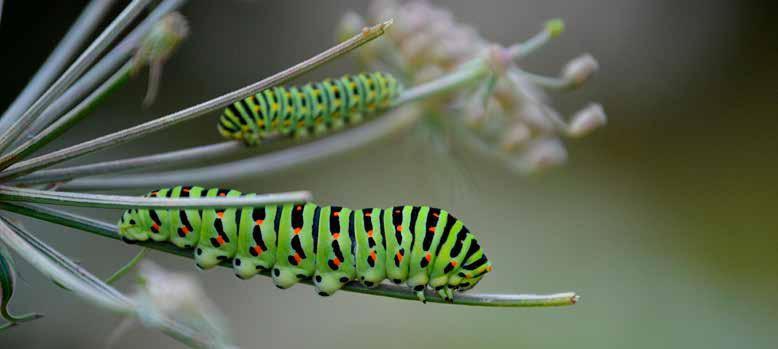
118 186 492 302
217 72 400 145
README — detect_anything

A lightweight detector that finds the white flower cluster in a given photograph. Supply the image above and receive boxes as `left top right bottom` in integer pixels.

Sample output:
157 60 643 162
340 0 606 173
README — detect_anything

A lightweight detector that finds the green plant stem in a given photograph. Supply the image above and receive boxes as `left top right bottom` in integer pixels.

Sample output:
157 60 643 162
0 61 133 167
0 185 312 210
0 0 153 156
0 202 580 308
0 0 117 133
0 20 393 182
106 248 149 284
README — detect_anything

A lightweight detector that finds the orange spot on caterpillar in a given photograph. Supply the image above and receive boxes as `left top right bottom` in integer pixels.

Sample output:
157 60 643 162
218 192 226 197
216 212 225 219
486 265 493 272
293 253 302 264
432 212 440 218
332 233 340 240
183 188 191 193
255 219 264 225
369 250 377 261
365 212 372 217
428 227 436 233
425 253 432 262
333 211 340 217
293 227 302 235
395 252 404 262
396 225 402 232
450 260 458 267
216 235 225 246
394 209 400 213
367 230 374 237
181 226 190 234
253 245 263 255
296 205 303 211
332 258 342 266
151 223 160 231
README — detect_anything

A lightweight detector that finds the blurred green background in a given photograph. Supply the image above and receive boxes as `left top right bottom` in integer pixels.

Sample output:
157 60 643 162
1 1 777 348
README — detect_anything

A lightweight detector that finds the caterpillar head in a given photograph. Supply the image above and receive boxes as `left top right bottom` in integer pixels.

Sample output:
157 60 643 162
455 260 493 292
118 209 150 242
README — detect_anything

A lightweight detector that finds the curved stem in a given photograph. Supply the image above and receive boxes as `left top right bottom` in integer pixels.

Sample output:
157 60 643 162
0 20 393 182
105 248 149 285
0 202 579 308
0 0 153 156
0 185 311 210
0 0 117 133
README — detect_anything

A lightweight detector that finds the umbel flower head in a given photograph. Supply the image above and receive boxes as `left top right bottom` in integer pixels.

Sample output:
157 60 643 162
341 0 606 173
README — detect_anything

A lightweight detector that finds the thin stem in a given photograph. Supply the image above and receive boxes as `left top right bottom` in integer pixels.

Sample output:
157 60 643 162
0 217 131 312
0 0 153 155
0 185 312 209
9 142 248 186
59 106 422 191
393 59 491 105
17 0 187 147
0 0 117 132
0 20 393 182
0 61 134 167
507 19 563 60
106 248 149 284
0 202 579 308
0 216 220 348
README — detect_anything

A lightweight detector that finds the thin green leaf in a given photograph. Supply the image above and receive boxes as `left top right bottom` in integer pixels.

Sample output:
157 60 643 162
0 241 44 330
0 185 312 209
105 248 149 285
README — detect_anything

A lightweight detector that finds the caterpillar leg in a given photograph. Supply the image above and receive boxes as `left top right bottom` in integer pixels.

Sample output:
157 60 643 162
435 285 454 303
232 257 263 279
194 246 231 270
415 289 427 303
271 266 305 289
313 272 352 297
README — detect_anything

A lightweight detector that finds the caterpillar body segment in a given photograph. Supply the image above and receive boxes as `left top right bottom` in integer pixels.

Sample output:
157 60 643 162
118 186 492 302
217 72 401 145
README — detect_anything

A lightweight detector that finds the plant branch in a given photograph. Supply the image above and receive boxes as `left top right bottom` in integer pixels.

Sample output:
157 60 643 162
0 0 117 132
0 185 311 209
9 142 248 186
17 0 188 148
0 0 153 155
0 202 579 308
59 106 422 190
0 20 393 182
0 216 223 348
0 61 134 167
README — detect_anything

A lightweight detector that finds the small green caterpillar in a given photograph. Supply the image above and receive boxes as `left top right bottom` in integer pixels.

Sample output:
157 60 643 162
217 72 400 145
118 186 492 302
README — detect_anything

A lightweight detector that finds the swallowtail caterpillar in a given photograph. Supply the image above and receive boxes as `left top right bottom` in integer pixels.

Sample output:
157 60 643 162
118 186 492 302
217 72 400 145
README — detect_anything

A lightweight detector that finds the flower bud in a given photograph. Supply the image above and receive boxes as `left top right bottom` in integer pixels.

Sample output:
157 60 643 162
562 54 598 88
567 103 606 138
500 123 532 152
519 139 567 173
